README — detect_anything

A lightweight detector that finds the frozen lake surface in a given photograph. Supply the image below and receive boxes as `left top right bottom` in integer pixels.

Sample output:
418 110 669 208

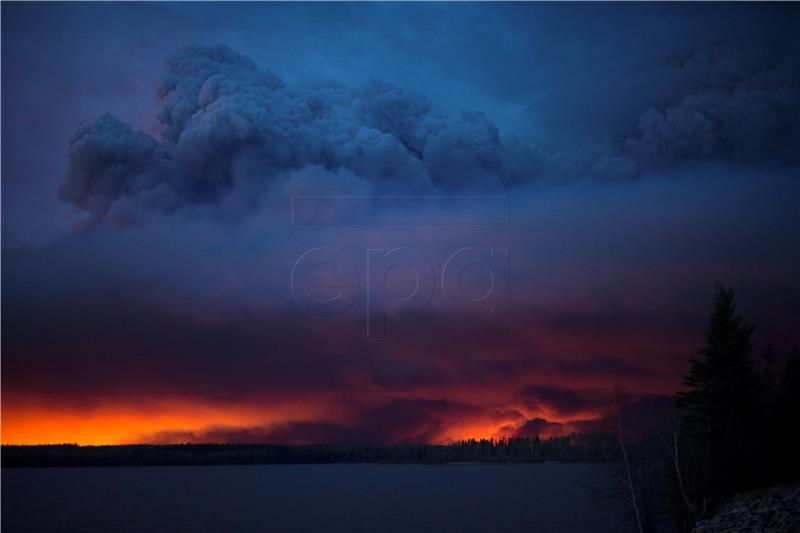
2 463 628 532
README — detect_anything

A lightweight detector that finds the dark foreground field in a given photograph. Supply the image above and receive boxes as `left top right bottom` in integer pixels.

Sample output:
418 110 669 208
2 463 627 532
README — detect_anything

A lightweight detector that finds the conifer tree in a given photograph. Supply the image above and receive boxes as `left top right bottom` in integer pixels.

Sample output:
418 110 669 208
676 284 759 514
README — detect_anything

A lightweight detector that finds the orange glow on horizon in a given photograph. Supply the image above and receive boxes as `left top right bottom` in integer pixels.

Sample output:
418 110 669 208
1 401 324 446
1 398 605 446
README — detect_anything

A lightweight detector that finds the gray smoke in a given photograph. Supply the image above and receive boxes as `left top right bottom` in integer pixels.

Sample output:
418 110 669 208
623 39 800 170
60 40 799 225
60 45 534 224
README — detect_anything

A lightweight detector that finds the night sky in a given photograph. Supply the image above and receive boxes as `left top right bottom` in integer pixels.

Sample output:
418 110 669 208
2 2 798 445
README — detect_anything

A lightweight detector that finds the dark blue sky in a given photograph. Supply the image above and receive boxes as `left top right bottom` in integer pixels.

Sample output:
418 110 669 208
2 2 798 445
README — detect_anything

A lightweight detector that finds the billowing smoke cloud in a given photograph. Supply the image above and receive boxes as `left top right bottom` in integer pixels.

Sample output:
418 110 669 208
543 39 800 178
623 39 800 171
59 39 799 227
59 45 531 225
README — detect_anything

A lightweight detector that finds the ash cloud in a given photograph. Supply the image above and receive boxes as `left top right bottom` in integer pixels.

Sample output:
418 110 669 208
59 39 800 227
622 39 800 171
546 38 800 178
59 45 530 225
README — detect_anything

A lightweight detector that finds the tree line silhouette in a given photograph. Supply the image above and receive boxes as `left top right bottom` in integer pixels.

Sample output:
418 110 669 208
1 433 617 467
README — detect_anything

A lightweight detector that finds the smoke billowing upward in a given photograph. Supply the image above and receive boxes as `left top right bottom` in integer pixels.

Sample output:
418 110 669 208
60 39 800 227
60 45 527 226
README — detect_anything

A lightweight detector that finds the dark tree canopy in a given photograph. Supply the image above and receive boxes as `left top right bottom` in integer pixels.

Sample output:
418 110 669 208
669 284 799 529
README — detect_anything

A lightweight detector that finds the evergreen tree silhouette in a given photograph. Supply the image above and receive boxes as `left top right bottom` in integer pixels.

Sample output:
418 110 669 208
676 284 759 514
